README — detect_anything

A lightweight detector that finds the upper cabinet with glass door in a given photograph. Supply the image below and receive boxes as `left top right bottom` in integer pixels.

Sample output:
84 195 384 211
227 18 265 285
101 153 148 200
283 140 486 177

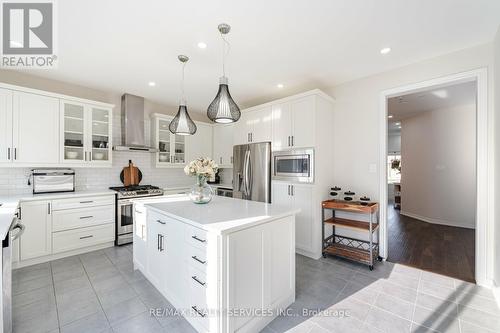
151 113 186 168
61 100 112 166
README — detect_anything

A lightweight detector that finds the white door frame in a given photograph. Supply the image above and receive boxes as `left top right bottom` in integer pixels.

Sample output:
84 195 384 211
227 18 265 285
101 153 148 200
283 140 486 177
378 68 492 286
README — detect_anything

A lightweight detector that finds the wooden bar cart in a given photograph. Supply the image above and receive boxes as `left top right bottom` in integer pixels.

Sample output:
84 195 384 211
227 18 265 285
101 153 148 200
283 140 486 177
321 199 382 270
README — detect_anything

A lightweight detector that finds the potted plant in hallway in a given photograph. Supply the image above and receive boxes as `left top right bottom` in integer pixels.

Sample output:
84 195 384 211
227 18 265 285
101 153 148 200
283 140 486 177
184 157 219 204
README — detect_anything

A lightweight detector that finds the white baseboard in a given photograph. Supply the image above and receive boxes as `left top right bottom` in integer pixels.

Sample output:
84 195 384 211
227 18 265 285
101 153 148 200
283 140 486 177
400 211 475 229
494 281 500 308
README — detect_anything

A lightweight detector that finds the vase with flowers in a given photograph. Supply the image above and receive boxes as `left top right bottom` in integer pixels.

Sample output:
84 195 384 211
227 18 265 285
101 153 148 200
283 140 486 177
184 157 219 204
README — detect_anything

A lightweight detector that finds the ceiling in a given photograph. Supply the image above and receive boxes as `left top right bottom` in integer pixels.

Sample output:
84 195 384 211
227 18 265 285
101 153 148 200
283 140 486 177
387 80 477 134
23 0 500 113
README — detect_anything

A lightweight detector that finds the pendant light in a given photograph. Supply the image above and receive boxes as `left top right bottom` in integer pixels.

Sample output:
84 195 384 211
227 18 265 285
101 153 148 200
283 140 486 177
207 23 241 123
169 55 197 135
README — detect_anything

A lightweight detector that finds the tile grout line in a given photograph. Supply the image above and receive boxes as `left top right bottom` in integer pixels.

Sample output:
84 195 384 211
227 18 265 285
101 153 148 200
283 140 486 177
79 251 115 331
48 262 62 332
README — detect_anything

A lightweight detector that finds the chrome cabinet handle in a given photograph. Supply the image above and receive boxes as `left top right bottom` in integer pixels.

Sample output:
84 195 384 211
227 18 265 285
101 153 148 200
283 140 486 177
156 219 166 225
191 235 206 243
288 136 290 146
291 185 294 196
89 151 92 161
47 202 51 214
291 136 294 146
287 185 290 195
192 306 206 317
192 275 206 286
79 215 93 219
159 234 164 251
79 235 93 240
7 148 10 160
192 256 206 264
14 148 17 160
80 200 93 204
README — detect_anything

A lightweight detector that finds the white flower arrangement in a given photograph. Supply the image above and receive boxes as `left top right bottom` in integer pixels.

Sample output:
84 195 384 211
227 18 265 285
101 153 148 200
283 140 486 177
184 157 219 180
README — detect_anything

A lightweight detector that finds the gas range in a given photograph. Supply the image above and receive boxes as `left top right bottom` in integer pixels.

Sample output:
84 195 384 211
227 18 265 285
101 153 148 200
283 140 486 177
109 185 164 199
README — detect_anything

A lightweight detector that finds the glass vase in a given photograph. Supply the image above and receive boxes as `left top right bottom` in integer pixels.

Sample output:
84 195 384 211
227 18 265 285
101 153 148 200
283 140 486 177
189 175 214 204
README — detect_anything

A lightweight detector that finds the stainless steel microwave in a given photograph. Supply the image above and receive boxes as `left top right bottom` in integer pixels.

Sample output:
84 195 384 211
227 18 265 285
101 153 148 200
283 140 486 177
272 149 314 183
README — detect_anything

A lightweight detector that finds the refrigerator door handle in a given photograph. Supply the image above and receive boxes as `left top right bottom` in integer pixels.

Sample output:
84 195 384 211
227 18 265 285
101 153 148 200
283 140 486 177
244 149 251 196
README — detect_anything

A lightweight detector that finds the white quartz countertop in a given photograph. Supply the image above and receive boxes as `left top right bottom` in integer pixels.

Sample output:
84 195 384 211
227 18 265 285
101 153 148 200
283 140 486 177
145 195 299 234
0 190 116 240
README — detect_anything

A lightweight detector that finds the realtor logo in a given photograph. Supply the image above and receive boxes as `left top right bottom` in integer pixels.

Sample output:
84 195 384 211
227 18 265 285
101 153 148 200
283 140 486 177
1 0 57 68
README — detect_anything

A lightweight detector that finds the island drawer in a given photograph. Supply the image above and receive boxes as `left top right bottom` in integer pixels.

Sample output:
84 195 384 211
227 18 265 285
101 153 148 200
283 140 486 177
186 225 208 250
187 246 208 274
51 195 115 211
52 224 115 254
52 205 114 231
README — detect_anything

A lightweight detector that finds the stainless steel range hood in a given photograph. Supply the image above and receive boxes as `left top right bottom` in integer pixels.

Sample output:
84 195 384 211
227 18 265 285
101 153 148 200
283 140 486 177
113 94 157 152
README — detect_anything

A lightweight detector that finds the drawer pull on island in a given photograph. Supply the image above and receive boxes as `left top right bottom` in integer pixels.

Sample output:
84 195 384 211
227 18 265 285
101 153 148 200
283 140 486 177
79 200 93 204
79 235 93 240
191 306 206 317
191 256 206 264
191 275 206 286
156 219 166 225
79 215 93 219
191 235 206 243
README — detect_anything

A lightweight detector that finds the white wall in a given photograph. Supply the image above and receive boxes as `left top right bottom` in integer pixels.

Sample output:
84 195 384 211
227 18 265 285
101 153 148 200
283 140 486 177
328 43 494 201
400 104 476 228
493 26 500 289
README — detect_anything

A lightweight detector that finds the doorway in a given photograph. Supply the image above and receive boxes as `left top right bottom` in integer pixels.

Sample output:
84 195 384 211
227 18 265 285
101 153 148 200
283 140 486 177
378 69 492 286
385 81 477 282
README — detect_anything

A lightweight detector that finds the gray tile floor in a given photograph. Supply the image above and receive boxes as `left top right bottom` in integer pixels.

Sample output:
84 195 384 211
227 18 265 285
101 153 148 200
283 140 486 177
12 246 500 333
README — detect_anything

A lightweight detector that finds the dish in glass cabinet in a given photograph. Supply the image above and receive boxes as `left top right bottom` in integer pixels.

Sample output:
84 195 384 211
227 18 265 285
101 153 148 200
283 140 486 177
65 151 78 159
93 152 105 160
159 154 169 162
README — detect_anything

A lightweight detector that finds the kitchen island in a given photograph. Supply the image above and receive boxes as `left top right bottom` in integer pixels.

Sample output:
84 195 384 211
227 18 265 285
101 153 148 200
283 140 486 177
133 195 298 333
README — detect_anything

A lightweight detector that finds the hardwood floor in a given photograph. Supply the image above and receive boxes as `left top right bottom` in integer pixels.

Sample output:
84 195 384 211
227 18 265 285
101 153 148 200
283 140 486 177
387 204 475 283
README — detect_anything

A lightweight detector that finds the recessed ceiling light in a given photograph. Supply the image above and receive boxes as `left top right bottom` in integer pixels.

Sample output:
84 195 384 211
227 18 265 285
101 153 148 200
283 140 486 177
148 81 156 87
388 114 393 118
380 47 391 55
395 122 401 126
277 84 284 89
398 126 402 129
197 42 207 49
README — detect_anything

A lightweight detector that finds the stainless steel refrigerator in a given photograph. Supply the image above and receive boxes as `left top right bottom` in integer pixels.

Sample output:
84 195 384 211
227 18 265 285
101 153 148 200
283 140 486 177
233 142 271 203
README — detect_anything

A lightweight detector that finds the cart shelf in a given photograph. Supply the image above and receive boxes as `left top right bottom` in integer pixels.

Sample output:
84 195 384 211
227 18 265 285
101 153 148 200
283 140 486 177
324 217 379 232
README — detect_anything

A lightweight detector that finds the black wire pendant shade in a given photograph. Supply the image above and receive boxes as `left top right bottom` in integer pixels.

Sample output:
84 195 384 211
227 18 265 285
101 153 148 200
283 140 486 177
207 76 240 123
169 103 197 135
207 23 241 123
170 55 197 135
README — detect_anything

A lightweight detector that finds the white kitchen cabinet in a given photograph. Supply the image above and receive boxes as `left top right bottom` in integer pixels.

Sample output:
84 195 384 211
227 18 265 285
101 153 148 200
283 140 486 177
151 114 187 167
272 182 314 253
271 102 291 151
186 121 213 162
19 200 52 261
12 92 60 164
60 100 112 166
13 194 116 268
213 123 234 167
0 88 13 163
234 106 272 145
272 95 315 150
135 202 296 333
133 203 148 271
146 212 168 289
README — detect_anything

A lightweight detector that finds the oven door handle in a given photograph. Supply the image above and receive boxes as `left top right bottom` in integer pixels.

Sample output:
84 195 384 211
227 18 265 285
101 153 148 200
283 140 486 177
10 221 25 241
